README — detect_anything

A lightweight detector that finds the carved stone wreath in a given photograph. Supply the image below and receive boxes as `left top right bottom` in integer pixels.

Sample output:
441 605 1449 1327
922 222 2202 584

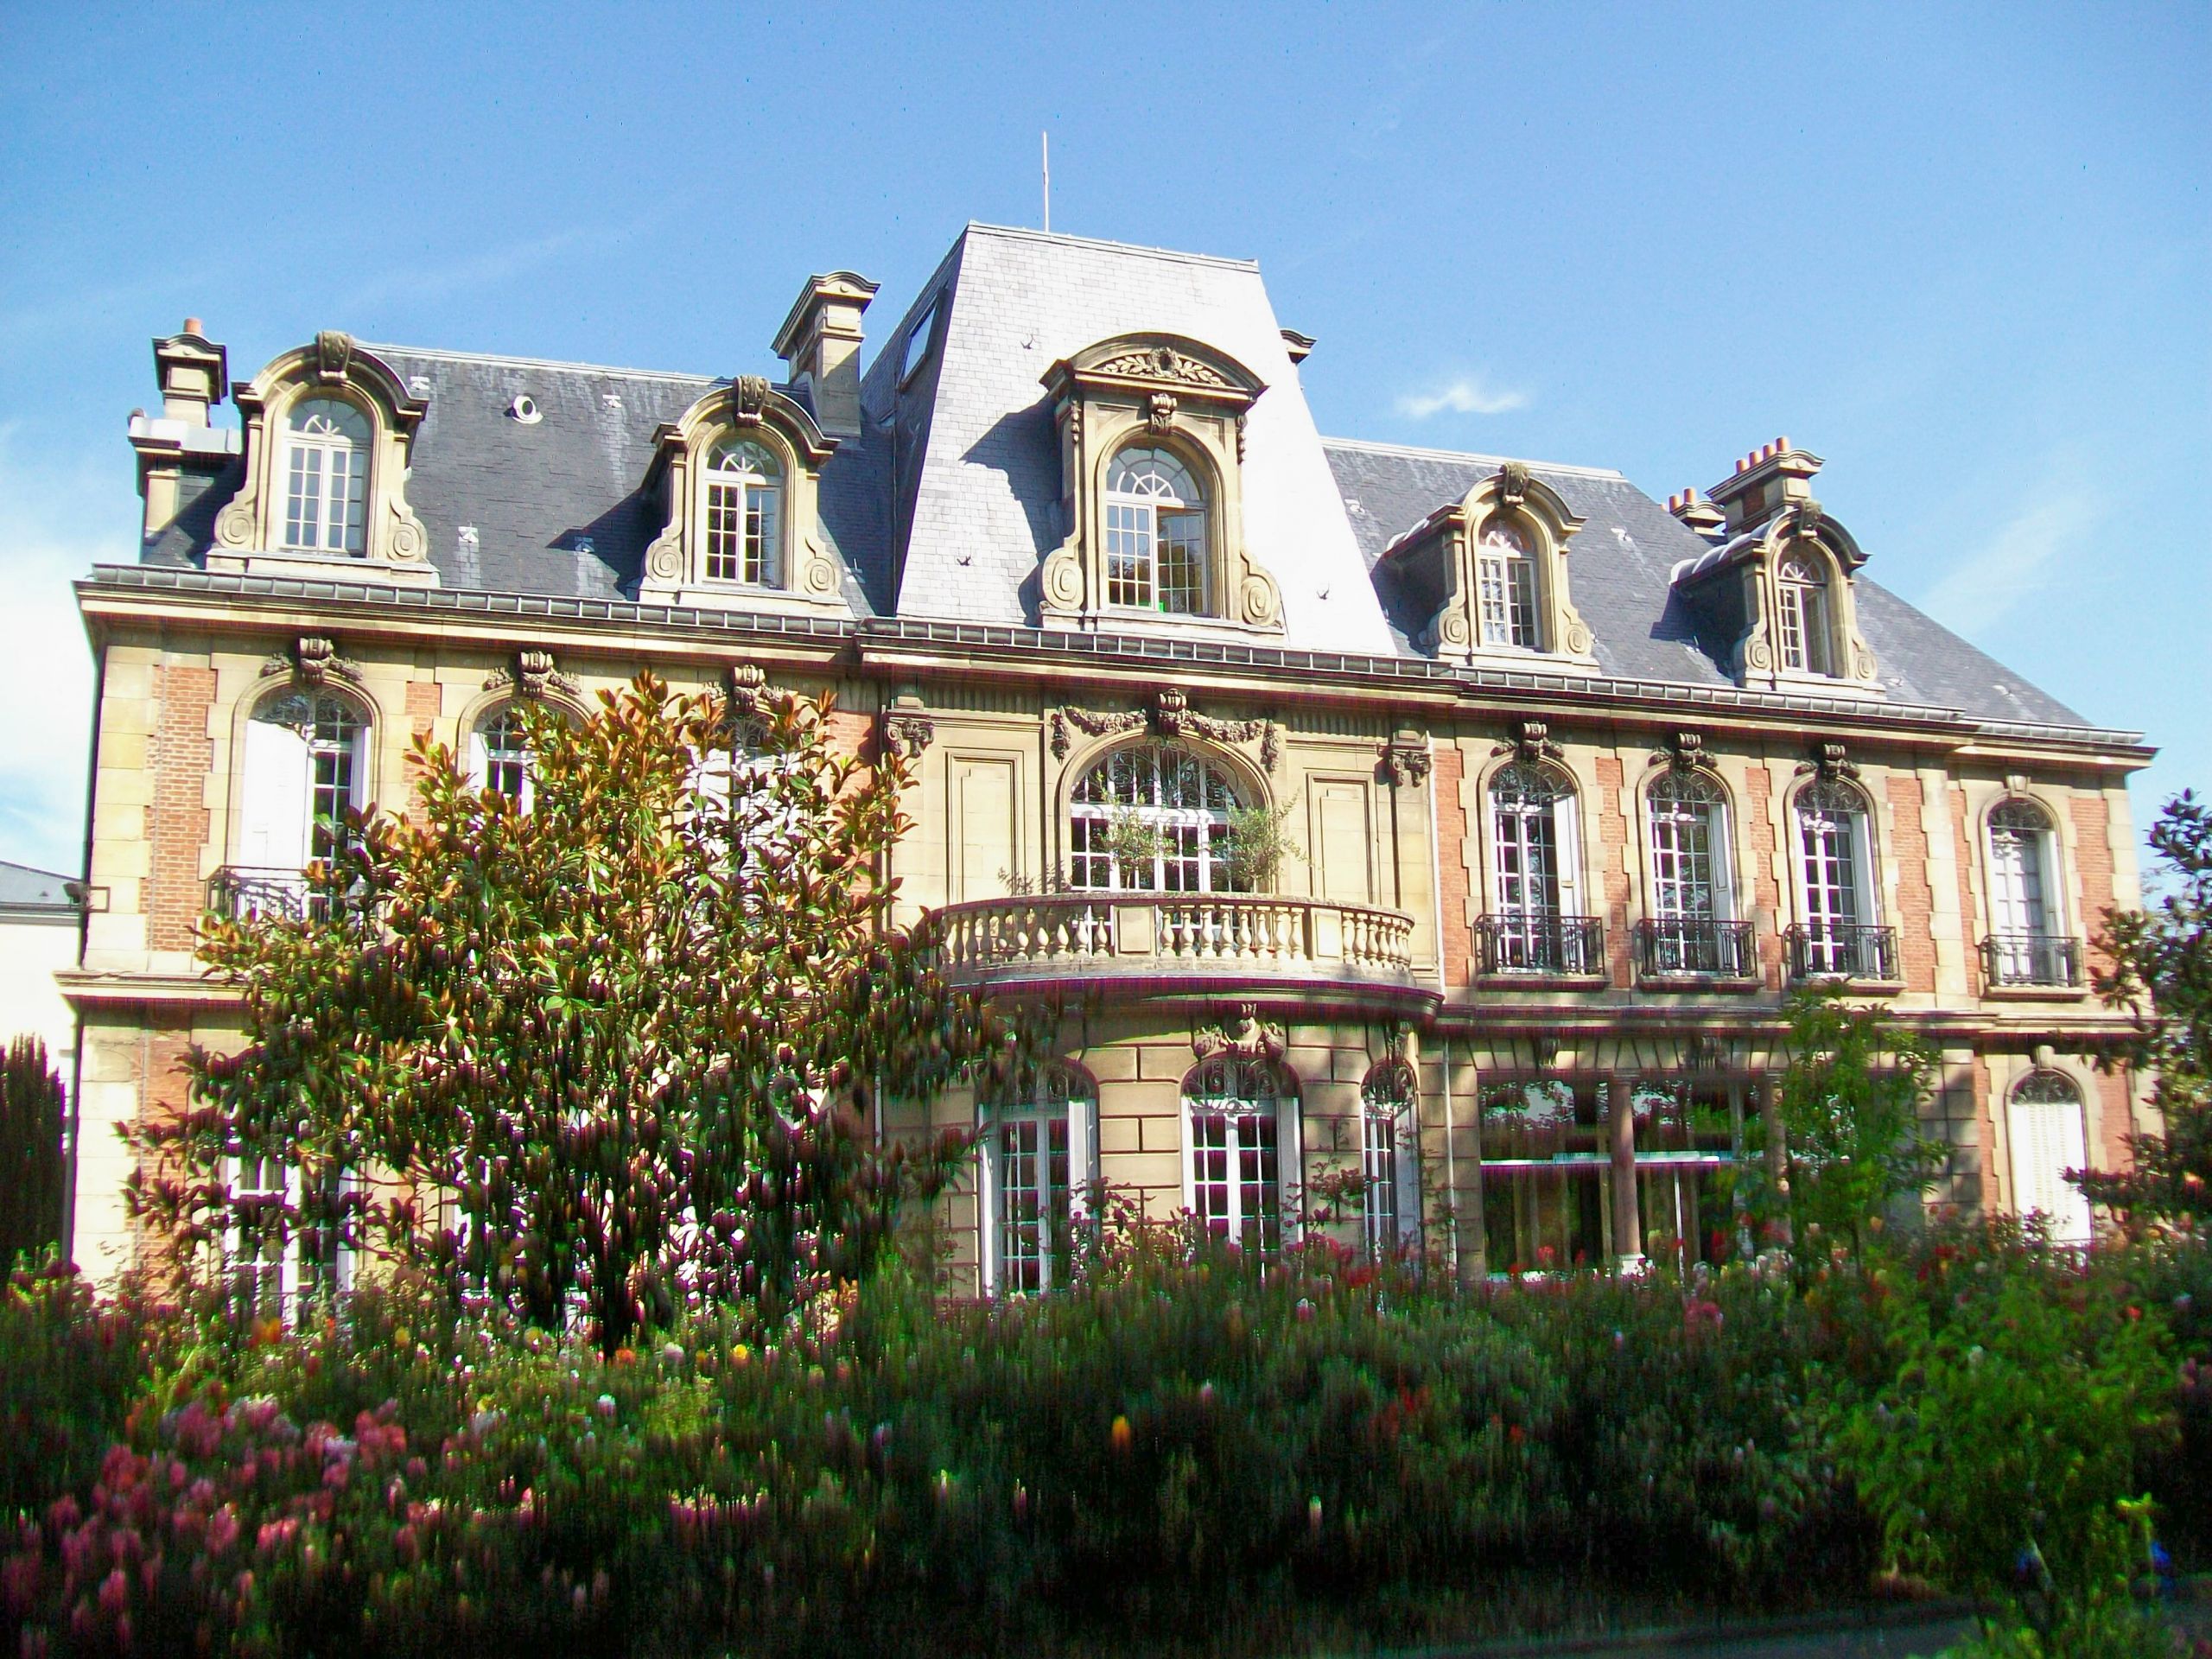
262 634 365 690
1092 345 1232 390
1192 1002 1287 1063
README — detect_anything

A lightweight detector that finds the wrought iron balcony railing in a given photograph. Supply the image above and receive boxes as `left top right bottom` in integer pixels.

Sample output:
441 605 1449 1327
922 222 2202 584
1981 932 2082 988
1474 913 1606 977
207 866 315 922
931 892 1426 999
1784 921 1900 982
1635 917 1757 979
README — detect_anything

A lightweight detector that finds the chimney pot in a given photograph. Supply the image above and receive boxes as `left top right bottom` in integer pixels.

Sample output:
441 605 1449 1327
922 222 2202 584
184 317 204 337
770 271 879 441
1777 435 1790 453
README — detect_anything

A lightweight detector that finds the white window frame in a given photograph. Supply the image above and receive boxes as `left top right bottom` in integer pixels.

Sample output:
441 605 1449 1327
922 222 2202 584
1986 798 2060 939
469 704 536 810
977 1064 1099 1297
1360 1063 1421 1256
1487 763 1583 968
1103 447 1209 614
701 439 784 588
238 690 371 911
2008 1070 2092 1244
1647 772 1733 924
1794 779 1878 969
1069 743 1239 894
281 397 371 556
1776 556 1834 676
1180 1058 1300 1254
1476 521 1541 650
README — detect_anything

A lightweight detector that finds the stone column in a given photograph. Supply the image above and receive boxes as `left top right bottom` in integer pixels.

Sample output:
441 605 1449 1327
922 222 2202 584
1609 1074 1643 1269
1761 1075 1790 1249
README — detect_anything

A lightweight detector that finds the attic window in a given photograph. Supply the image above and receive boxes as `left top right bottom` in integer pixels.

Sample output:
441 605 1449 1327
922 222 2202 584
899 298 939 386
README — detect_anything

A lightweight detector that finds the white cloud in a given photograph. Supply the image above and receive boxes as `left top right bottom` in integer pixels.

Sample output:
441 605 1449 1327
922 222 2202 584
1395 374 1529 420
1919 489 2093 641
0 428 131 874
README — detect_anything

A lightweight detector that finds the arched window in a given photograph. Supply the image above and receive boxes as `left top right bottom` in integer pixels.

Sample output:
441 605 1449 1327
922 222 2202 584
1645 770 1742 974
1360 1060 1418 1257
980 1061 1098 1295
1104 446 1208 613
2009 1070 2091 1243
703 439 783 586
471 706 534 809
1987 798 2056 937
1070 743 1240 893
282 397 371 555
1793 778 1877 973
1477 519 1540 649
1486 762 1586 970
1183 1056 1295 1253
240 690 368 873
1775 556 1833 676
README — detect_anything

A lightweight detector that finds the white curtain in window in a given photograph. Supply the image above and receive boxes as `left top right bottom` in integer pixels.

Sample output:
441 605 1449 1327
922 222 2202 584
239 716 313 869
2009 1073 2091 1244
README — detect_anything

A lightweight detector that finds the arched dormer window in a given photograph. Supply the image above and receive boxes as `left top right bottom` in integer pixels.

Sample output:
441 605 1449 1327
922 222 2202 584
703 439 784 587
1481 762 1593 974
2008 1070 2090 1243
211 332 432 583
1182 1056 1299 1253
281 397 370 555
1359 1059 1419 1256
979 1060 1099 1295
1775 554 1834 676
1477 520 1540 648
1104 445 1208 613
1069 742 1241 893
641 375 840 613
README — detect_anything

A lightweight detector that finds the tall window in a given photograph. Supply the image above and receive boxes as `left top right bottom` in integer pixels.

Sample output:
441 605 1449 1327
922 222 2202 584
1104 447 1208 613
2008 1071 2091 1244
239 690 369 873
982 1062 1096 1295
472 706 534 808
1184 1057 1293 1253
1476 521 1540 649
1987 798 2056 938
226 1158 349 1320
1795 779 1872 970
1360 1060 1418 1257
282 397 370 555
1775 556 1833 675
1646 770 1734 971
703 439 783 586
1489 763 1581 967
1070 743 1238 893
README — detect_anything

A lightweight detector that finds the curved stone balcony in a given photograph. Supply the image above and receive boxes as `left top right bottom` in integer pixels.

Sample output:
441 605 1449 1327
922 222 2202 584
931 892 1432 1004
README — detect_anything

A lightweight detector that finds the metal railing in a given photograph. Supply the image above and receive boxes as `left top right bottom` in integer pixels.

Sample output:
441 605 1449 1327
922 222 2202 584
1635 917 1757 978
1784 921 1900 982
1474 913 1606 976
207 866 315 922
1981 932 2082 988
932 892 1419 988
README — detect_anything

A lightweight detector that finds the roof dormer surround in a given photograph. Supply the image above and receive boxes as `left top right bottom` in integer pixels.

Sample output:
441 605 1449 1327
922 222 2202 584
209 331 435 585
1379 462 1598 671
637 375 847 613
1038 334 1285 635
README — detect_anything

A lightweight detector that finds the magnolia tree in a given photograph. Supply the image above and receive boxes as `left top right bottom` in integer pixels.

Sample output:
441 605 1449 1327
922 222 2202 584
129 671 1027 1351
2074 790 2212 1229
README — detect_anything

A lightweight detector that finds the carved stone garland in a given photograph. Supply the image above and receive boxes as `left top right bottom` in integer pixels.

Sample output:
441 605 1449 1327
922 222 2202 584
1050 688 1281 772
261 634 365 690
880 695 936 761
482 648 582 701
1647 729 1721 777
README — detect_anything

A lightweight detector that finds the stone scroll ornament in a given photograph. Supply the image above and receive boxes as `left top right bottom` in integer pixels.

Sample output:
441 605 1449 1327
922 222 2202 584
1192 1003 1287 1063
1490 719 1564 766
1794 741 1860 782
482 649 582 701
1380 733 1431 787
262 635 365 690
1648 729 1721 777
1050 689 1281 772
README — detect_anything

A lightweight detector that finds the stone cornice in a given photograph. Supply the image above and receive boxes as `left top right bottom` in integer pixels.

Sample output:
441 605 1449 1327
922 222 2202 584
59 969 243 1011
74 565 2154 766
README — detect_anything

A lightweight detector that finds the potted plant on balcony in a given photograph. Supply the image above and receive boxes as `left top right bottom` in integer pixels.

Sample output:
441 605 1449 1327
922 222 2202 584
1222 803 1302 892
1100 808 1166 887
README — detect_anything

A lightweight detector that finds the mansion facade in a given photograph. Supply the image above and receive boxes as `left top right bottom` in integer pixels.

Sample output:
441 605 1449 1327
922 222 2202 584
64 224 2152 1291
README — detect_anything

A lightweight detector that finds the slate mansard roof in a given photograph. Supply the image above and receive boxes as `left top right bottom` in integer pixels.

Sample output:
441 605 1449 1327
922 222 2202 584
139 221 2097 734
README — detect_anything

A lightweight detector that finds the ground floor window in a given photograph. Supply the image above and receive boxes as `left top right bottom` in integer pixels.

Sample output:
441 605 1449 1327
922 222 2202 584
1478 1077 1747 1274
226 1156 351 1320
1184 1057 1296 1254
980 1062 1097 1294
1360 1059 1420 1257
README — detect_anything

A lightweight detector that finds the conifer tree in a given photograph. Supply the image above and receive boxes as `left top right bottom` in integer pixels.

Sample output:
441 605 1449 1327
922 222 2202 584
0 1034 67 1267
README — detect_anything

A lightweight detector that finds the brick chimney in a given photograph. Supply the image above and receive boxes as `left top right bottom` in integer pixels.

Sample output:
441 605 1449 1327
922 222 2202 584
771 271 879 441
1704 436 1823 534
131 320 238 541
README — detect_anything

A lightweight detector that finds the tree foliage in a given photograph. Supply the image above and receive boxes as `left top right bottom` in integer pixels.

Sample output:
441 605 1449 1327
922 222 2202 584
127 672 1026 1351
2073 791 2212 1229
1765 987 1947 1258
0 1034 66 1267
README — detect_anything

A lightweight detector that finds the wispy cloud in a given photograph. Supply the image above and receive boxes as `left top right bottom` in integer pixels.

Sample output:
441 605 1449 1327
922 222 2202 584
1919 489 2094 640
337 195 692 316
0 427 130 874
1395 374 1529 420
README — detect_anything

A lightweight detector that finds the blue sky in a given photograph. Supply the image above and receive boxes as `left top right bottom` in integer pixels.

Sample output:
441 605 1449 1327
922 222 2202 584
1 2 2204 879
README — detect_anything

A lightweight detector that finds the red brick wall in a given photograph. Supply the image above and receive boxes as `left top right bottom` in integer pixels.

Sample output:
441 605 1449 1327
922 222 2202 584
132 1023 198 1272
145 664 216 952
2095 1067 2135 1175
404 680 441 823
1885 773 1936 993
1744 765 1783 988
2070 793 2117 982
1433 743 1469 986
1951 785 1982 996
1970 1053 1995 1215
1593 754 1630 985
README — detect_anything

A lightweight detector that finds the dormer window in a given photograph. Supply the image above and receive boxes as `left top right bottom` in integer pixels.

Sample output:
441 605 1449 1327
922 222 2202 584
1477 520 1540 648
282 398 370 554
1104 446 1208 613
703 439 784 586
1776 555 1832 675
